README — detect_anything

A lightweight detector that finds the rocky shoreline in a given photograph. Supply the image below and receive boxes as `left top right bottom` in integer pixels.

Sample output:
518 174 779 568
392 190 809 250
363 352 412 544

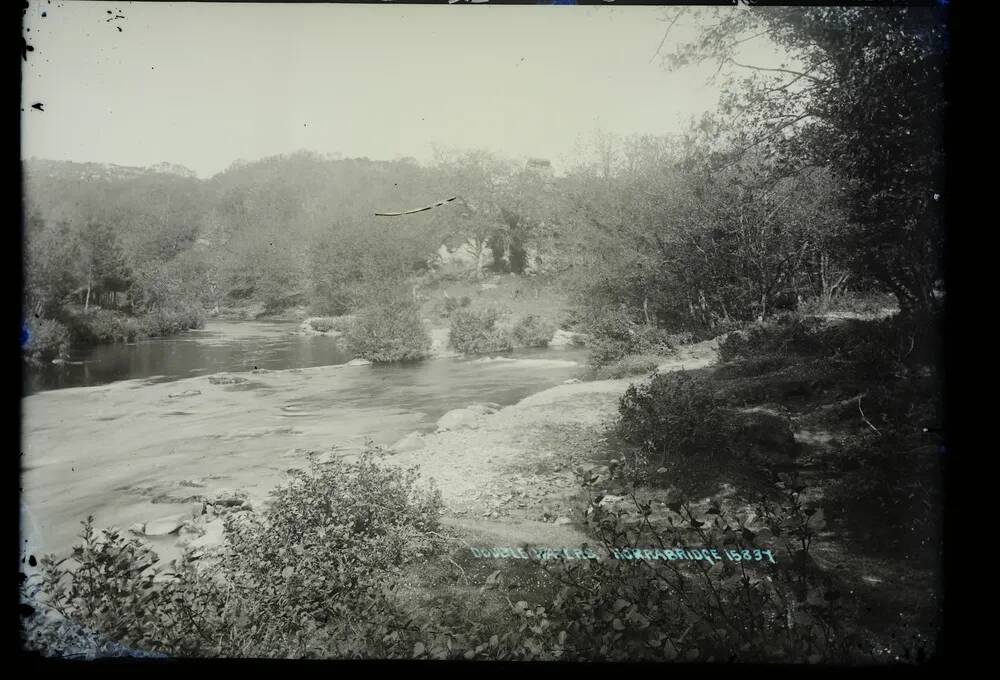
139 338 720 568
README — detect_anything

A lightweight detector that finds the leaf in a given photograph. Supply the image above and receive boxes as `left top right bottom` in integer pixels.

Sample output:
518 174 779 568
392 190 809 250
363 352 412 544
612 618 625 631
413 641 425 657
612 598 629 612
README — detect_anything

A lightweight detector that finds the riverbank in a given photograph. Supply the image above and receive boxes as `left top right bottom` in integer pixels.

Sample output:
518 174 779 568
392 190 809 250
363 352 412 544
20 346 589 565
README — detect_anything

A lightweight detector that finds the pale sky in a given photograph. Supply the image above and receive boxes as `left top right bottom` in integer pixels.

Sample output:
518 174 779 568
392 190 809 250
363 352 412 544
21 2 784 178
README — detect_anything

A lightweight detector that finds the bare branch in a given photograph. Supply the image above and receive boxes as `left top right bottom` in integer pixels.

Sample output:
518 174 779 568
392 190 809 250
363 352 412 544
728 58 826 84
649 9 685 64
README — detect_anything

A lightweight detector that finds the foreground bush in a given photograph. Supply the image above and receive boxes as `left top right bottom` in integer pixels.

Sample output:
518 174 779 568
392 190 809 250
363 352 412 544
21 447 446 659
617 371 730 484
449 307 514 354
345 299 432 362
23 317 71 362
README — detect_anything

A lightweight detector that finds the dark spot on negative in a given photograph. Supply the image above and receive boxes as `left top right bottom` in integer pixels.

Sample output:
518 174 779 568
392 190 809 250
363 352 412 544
31 102 44 111
29 555 37 567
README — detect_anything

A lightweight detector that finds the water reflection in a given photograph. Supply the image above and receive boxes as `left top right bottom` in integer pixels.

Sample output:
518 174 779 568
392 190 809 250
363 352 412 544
23 322 353 394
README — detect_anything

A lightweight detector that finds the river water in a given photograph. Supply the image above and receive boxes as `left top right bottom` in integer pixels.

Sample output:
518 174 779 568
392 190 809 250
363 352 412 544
20 320 588 562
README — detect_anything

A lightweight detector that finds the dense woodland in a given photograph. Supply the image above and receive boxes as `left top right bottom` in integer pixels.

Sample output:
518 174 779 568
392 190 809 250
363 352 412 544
21 6 947 664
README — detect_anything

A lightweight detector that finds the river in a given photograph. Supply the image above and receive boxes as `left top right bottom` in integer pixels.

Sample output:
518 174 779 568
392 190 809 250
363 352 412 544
20 320 588 563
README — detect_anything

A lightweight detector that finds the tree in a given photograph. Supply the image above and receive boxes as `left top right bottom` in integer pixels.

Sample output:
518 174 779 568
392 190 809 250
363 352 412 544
662 5 947 314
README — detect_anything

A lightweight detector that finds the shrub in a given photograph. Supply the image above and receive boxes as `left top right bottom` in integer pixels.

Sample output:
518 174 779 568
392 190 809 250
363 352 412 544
617 371 729 482
308 316 352 333
345 298 431 362
587 309 673 367
717 315 824 363
512 314 555 348
520 480 878 663
23 317 71 362
137 305 205 339
21 446 446 659
449 307 514 354
592 354 661 380
217 448 444 657
443 295 472 315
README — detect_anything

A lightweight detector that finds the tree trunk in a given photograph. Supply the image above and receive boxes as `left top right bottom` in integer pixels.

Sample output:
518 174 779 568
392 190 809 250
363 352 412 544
84 276 92 314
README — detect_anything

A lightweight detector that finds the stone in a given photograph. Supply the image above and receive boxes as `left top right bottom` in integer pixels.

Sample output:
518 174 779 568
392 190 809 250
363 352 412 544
128 522 146 536
598 495 627 508
436 407 485 432
145 514 188 537
208 374 247 385
562 378 582 384
391 431 426 453
347 358 372 366
168 389 202 398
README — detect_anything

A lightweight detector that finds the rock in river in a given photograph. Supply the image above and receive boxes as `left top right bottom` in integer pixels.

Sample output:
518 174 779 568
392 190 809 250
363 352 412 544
347 358 372 366
209 374 248 386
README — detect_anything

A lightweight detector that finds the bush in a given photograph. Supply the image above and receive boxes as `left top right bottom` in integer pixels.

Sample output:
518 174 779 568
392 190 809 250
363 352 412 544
512 314 555 348
345 298 431 363
717 315 824 364
449 307 514 354
139 306 205 338
23 317 71 362
617 371 729 482
443 296 472 315
587 309 673 367
21 446 446 659
592 354 661 380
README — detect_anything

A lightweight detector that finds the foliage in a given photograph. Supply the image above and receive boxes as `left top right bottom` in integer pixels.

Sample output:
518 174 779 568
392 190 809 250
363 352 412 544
449 307 514 355
443 295 472 315
718 315 824 364
586 307 674 367
617 371 731 483
664 5 946 314
345 297 432 363
23 317 71 362
21 446 446 659
512 314 555 348
308 317 352 333
592 354 662 381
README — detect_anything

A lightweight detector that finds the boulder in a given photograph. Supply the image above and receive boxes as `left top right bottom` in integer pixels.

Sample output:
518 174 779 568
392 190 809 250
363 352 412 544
347 358 372 366
168 389 202 398
144 514 189 537
391 431 426 453
435 403 499 432
562 378 581 385
128 522 146 536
